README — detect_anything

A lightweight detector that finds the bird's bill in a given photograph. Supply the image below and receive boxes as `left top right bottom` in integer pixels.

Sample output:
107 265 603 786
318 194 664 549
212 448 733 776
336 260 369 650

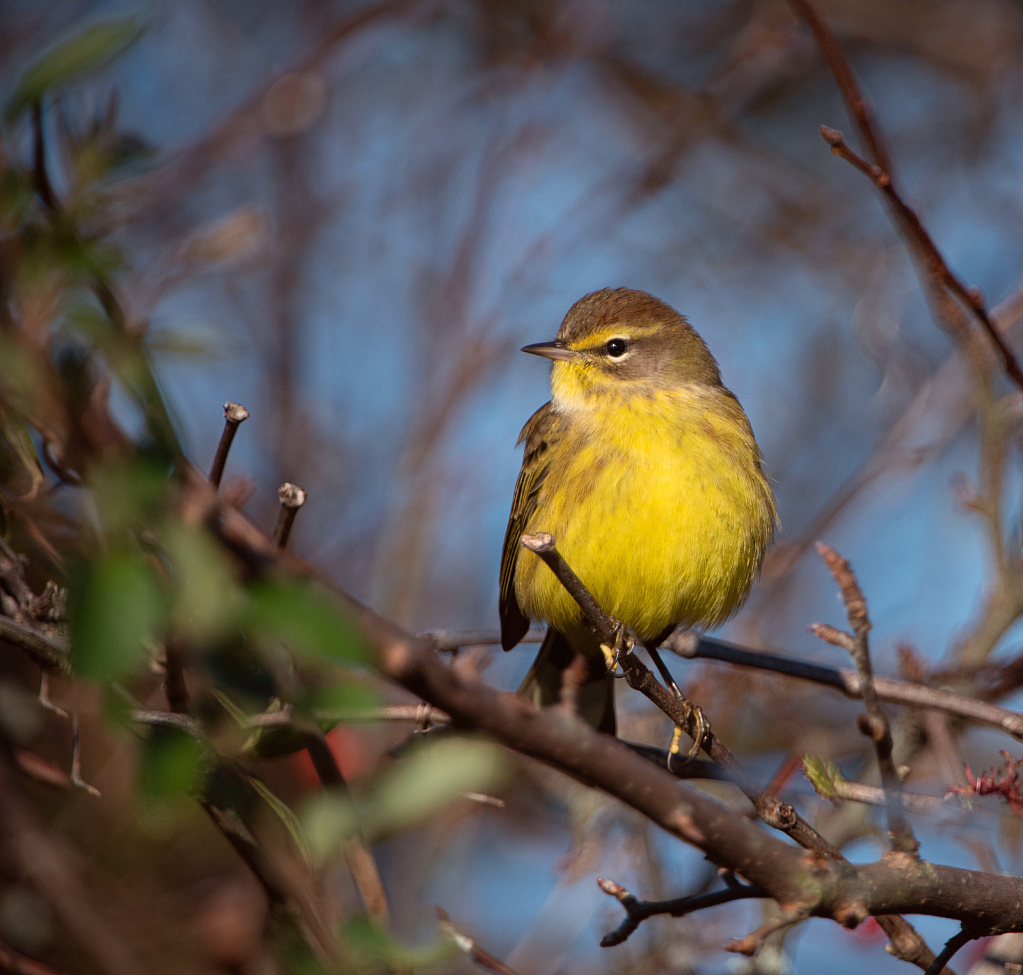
521 340 578 361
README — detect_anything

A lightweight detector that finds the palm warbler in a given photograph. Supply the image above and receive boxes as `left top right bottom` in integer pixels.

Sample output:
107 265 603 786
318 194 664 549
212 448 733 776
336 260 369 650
499 288 776 733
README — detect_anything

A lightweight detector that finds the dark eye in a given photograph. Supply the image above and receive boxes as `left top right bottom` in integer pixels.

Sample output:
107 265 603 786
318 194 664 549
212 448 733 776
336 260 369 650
605 338 628 358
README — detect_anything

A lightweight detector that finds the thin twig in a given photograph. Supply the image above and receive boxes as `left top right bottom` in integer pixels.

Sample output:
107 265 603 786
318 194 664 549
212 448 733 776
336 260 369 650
297 725 391 925
724 909 807 957
788 0 1023 393
272 483 306 549
817 126 1023 392
596 877 768 947
785 0 893 175
31 101 58 213
924 928 976 975
435 907 523 975
37 672 66 718
817 543 917 855
208 402 249 488
162 637 189 713
69 712 100 798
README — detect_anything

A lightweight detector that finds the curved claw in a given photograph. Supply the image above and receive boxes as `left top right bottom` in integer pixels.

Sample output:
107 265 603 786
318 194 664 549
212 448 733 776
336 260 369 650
600 622 633 677
667 704 710 769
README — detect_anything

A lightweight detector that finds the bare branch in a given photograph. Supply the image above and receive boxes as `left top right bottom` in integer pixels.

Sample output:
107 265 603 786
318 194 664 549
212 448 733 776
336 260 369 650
0 615 71 675
209 402 250 489
597 877 768 948
69 712 100 798
817 543 918 854
272 482 307 549
435 907 523 975
924 929 976 975
788 0 1023 392
296 725 391 924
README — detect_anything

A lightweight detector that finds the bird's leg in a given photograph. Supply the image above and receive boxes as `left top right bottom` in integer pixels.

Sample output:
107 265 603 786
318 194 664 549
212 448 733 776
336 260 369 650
647 640 709 765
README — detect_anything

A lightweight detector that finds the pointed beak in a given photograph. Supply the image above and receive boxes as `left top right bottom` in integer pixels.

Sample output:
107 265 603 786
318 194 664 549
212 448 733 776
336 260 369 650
521 340 578 362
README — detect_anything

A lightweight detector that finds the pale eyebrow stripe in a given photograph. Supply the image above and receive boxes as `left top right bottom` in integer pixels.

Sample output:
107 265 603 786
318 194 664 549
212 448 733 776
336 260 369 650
571 324 659 351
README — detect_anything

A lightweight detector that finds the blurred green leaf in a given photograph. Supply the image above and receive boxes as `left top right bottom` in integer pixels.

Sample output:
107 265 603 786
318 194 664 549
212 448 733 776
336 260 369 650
90 457 169 536
343 916 451 969
165 525 245 643
248 775 310 864
6 17 146 121
802 754 843 803
70 550 164 679
0 337 45 404
301 738 504 862
310 678 379 722
367 737 504 837
300 790 358 864
246 578 367 665
139 728 205 800
0 410 44 498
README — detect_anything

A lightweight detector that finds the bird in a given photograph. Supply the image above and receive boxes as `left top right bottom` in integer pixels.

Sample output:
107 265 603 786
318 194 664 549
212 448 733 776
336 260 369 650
499 287 777 735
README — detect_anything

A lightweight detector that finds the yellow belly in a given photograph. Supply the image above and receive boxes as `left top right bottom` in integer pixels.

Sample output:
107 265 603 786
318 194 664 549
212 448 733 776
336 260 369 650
515 388 775 646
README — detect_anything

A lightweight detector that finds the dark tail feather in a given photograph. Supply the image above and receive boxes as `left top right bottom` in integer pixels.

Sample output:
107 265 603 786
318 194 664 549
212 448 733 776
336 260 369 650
517 629 615 735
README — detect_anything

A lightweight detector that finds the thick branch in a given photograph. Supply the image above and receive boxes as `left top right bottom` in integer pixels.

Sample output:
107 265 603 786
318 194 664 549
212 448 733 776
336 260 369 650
185 467 1023 946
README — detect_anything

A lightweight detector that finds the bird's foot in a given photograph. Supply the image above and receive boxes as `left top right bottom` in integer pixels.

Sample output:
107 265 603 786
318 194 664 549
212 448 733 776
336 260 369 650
599 621 633 676
668 701 710 767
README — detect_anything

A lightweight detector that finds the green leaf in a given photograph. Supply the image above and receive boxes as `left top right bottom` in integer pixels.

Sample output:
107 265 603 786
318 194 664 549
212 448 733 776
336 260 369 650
164 525 245 642
6 17 146 121
90 457 169 536
246 578 367 665
70 551 164 679
343 916 451 969
248 775 310 864
139 728 205 800
0 409 44 499
366 737 504 838
802 754 844 803
301 790 359 864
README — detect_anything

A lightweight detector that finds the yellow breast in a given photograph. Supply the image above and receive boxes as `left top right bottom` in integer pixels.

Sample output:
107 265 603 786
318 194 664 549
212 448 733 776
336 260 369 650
515 385 775 645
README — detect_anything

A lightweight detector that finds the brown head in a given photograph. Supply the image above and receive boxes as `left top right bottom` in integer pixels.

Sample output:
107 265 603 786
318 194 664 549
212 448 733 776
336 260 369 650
522 288 721 408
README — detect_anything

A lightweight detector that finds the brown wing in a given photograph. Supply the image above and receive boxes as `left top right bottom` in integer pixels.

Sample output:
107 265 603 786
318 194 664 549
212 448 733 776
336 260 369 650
499 402 562 651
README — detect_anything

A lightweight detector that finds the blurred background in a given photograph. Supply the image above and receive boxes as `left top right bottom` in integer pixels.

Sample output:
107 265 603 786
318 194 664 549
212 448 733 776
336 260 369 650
4 0 1023 972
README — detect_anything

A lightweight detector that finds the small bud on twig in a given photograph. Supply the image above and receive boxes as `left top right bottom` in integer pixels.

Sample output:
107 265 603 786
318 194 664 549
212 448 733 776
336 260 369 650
273 482 307 549
209 402 250 488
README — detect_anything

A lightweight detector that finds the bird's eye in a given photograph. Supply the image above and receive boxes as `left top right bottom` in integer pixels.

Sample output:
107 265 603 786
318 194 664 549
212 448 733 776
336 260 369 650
605 338 628 358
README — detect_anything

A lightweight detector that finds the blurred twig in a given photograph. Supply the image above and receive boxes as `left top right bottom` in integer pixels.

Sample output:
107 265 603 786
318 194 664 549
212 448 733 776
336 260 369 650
789 0 1023 392
435 907 522 975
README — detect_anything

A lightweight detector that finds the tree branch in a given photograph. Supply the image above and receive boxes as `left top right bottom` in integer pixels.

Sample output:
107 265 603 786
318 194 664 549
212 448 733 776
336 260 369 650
816 543 918 854
788 0 1023 393
596 877 768 948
